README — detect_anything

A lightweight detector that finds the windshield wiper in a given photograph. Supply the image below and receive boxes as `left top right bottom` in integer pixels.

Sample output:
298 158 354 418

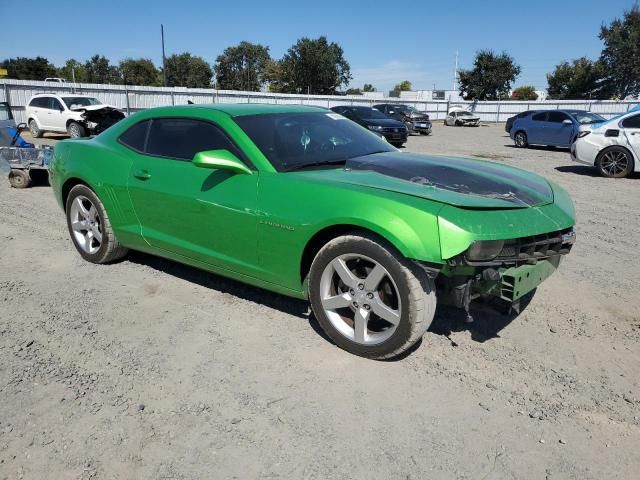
285 159 347 172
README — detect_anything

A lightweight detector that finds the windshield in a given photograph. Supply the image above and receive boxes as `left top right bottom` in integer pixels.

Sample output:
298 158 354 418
397 105 416 113
61 97 102 109
456 111 474 117
234 112 395 171
569 111 605 124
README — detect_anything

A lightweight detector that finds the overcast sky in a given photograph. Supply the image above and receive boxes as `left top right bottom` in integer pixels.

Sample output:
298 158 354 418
1 0 636 92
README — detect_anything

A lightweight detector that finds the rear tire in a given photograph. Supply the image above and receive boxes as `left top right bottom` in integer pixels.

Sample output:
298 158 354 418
308 233 436 359
65 184 129 263
29 120 43 138
596 147 634 178
514 131 528 148
8 169 31 188
67 122 86 139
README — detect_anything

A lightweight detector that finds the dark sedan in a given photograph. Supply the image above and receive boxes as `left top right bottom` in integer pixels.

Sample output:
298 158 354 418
373 103 432 135
331 106 408 146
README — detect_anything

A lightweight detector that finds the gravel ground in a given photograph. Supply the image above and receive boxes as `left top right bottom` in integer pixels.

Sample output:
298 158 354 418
1 124 639 480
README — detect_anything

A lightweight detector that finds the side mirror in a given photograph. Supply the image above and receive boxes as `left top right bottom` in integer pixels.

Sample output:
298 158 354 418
562 119 573 125
192 149 252 175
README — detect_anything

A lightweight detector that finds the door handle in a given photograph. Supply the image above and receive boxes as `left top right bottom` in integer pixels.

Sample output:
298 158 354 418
133 170 151 180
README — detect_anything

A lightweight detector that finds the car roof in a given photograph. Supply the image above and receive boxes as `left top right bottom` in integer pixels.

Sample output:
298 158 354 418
186 103 326 117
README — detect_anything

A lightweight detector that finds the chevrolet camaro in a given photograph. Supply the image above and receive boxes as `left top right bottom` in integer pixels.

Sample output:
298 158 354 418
49 104 576 359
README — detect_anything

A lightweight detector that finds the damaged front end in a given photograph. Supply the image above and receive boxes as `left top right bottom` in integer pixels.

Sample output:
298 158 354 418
75 107 125 135
428 228 576 321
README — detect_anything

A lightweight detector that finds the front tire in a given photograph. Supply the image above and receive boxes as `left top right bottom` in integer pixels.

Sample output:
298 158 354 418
67 121 86 139
65 184 128 263
596 147 633 178
308 233 436 359
514 131 528 148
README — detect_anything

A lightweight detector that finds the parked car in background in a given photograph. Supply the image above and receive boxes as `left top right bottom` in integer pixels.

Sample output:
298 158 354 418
505 110 537 133
25 94 125 138
444 108 480 127
511 110 605 149
49 104 576 359
373 103 432 135
571 106 640 178
330 106 408 146
44 78 66 83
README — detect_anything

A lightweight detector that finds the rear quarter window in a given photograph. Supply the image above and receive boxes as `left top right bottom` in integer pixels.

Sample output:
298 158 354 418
118 120 150 152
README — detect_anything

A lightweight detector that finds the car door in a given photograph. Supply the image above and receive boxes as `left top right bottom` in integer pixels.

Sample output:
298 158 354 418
47 97 67 132
621 113 640 160
527 111 548 144
546 111 574 146
125 117 261 277
33 96 55 129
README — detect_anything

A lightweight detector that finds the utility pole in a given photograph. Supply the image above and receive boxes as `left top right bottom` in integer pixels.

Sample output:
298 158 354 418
453 50 459 92
161 24 167 87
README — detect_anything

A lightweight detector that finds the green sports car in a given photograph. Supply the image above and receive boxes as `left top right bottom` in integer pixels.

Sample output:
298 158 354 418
49 104 576 359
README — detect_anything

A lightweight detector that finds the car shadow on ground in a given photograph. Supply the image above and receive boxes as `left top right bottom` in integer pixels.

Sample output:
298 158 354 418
126 250 530 357
126 251 310 319
503 144 568 151
555 165 601 177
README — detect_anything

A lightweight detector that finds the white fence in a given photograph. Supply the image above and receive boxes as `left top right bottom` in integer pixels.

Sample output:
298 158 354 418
1 79 638 124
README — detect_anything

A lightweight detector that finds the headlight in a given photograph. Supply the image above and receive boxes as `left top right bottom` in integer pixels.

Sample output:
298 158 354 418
466 240 504 261
367 125 383 131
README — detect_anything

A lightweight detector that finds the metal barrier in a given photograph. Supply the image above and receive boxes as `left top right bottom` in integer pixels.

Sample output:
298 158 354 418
2 79 638 124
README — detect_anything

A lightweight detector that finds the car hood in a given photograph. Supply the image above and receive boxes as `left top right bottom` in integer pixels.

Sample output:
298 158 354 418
458 115 480 121
69 104 120 112
361 118 405 128
297 152 554 209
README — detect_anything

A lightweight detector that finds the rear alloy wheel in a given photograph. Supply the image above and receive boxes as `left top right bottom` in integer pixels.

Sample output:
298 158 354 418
309 234 436 359
67 122 86 139
66 184 128 263
597 147 633 178
514 131 528 148
8 169 31 188
29 120 42 138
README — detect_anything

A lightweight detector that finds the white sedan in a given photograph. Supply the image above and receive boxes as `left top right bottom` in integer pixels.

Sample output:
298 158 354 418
571 106 640 178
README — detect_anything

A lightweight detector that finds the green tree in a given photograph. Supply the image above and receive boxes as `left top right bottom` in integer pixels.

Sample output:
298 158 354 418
84 55 121 84
511 85 538 100
546 58 606 99
0 56 57 80
58 59 88 83
214 41 271 91
165 53 212 88
119 58 160 86
458 50 521 100
346 87 362 95
363 83 376 92
276 36 351 94
393 80 412 92
598 5 640 98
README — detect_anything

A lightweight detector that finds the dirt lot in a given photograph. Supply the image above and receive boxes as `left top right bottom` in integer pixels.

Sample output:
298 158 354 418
1 123 639 480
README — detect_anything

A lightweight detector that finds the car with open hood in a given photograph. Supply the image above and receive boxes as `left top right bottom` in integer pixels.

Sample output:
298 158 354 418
49 104 576 359
373 103 432 135
571 105 640 178
445 107 480 127
26 93 125 139
330 105 408 146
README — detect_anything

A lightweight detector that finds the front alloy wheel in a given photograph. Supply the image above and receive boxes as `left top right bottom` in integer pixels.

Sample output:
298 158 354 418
309 233 436 359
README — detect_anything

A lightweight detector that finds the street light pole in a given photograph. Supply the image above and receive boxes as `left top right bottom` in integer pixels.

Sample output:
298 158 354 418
161 24 167 87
